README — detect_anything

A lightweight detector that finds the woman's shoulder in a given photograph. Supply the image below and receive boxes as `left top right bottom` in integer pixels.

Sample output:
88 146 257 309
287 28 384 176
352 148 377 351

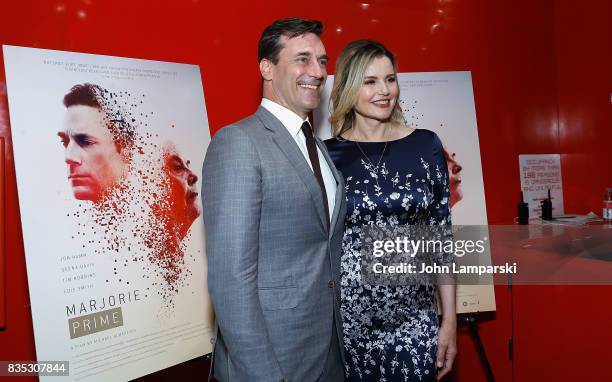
323 136 355 165
324 136 350 151
406 128 443 146
324 136 342 146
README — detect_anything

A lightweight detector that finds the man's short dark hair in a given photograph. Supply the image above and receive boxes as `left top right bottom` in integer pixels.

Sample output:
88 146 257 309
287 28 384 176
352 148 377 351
63 83 135 155
258 18 324 64
63 83 104 109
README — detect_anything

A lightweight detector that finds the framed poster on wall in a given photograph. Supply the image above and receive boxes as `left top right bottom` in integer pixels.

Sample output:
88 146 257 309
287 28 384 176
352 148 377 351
3 45 213 381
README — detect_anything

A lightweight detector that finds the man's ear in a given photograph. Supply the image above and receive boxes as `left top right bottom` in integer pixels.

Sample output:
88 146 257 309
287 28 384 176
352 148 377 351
259 59 274 81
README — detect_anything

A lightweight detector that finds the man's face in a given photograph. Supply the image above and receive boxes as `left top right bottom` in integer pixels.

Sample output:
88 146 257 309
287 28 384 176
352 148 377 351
59 105 128 202
162 143 200 237
263 33 328 118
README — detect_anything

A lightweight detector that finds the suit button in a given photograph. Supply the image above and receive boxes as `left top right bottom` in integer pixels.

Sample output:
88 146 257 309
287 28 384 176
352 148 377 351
328 280 335 288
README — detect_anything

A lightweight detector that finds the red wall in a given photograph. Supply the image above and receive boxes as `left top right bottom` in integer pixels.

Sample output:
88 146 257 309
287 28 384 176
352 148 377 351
555 0 612 214
1 0 610 381
513 1 612 381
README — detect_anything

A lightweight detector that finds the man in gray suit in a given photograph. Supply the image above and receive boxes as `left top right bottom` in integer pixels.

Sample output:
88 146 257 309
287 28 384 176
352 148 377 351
202 18 346 381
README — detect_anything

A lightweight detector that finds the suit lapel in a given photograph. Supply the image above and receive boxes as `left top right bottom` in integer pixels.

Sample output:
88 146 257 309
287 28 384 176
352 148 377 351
256 107 328 230
315 137 344 237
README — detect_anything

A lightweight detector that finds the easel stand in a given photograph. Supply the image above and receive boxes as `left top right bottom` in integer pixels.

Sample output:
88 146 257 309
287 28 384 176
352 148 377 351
458 313 495 382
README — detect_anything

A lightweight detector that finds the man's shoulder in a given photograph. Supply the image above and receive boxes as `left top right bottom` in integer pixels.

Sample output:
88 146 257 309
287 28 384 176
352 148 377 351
233 111 265 130
215 111 267 138
212 113 256 137
208 111 272 158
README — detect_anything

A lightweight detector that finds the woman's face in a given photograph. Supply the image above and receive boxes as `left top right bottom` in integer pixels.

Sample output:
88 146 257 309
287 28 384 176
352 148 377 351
354 56 399 122
443 146 463 207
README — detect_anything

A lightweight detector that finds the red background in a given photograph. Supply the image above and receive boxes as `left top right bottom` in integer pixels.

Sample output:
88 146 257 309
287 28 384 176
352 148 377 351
1 0 611 381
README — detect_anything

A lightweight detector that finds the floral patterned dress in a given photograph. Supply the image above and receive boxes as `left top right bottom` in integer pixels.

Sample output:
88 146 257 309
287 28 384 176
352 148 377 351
325 129 451 382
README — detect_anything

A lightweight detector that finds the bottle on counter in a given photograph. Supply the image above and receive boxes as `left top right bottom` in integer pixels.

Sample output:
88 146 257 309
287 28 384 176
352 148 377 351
604 187 612 221
518 191 529 225
541 189 553 221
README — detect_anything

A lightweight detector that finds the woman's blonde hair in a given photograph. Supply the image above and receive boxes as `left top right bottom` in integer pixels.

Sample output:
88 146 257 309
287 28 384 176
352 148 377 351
329 40 404 138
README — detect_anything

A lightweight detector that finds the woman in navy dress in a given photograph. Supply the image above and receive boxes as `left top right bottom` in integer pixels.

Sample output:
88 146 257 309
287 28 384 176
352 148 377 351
325 40 457 381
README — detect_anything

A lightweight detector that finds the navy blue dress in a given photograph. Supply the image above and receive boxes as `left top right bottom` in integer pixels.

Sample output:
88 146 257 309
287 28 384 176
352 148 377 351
325 129 451 382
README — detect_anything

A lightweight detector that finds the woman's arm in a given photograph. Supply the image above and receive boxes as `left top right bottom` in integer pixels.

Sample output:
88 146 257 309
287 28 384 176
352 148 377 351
427 131 457 380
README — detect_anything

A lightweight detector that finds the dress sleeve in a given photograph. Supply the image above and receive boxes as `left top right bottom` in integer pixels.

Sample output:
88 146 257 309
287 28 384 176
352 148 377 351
427 132 451 226
427 133 455 270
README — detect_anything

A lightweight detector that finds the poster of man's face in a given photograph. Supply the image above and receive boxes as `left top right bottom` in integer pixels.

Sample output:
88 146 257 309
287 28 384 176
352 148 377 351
55 83 203 262
58 90 129 202
162 141 200 238
3 45 213 382
53 82 206 297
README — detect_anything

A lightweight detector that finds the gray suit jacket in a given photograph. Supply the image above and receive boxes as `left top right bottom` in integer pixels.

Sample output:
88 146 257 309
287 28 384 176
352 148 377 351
202 106 346 382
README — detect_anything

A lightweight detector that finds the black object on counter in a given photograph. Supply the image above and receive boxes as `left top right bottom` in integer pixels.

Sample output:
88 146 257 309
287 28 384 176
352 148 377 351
518 191 529 224
541 189 553 220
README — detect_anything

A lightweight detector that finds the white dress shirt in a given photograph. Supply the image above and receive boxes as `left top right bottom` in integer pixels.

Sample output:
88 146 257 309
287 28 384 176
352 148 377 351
261 98 337 223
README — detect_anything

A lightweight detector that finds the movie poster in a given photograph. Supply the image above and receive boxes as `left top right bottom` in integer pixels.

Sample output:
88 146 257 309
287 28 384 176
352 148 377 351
314 71 495 313
3 45 213 381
